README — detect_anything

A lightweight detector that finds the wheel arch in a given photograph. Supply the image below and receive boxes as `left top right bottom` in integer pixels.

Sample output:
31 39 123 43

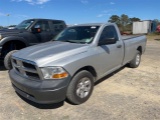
137 46 142 54
72 66 97 81
0 36 28 47
0 37 27 57
2 40 27 49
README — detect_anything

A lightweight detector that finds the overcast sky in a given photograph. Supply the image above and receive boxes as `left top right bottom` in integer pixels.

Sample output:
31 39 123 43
0 0 159 26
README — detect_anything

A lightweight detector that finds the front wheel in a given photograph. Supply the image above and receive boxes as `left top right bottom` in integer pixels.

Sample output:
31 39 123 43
66 70 94 105
128 51 141 68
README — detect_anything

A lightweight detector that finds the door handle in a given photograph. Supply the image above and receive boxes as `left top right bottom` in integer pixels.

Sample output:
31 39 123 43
117 45 122 48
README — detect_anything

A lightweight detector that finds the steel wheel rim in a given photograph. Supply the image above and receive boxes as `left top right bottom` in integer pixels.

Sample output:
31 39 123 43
136 54 140 65
76 77 91 98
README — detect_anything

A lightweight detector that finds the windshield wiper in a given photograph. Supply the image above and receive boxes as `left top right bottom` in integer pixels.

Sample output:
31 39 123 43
53 40 87 44
63 40 77 43
63 40 86 44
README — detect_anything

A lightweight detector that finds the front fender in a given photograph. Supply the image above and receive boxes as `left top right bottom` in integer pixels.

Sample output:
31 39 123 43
0 36 28 46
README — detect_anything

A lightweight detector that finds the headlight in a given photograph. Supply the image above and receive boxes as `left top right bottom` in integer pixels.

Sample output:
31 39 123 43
41 67 69 79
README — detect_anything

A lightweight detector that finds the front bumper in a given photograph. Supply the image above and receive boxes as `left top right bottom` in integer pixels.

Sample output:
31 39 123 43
9 69 71 104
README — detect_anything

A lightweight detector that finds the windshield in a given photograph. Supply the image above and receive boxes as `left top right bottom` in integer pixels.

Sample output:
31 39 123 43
54 26 100 44
15 20 35 30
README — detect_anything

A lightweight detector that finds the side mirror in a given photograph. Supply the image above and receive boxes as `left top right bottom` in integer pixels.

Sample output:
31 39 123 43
31 25 41 33
98 37 117 46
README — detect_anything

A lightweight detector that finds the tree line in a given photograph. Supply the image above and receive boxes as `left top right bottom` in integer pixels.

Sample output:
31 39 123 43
108 14 141 32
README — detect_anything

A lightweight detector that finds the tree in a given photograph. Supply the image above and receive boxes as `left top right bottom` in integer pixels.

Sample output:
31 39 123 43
130 17 140 23
108 14 141 32
120 14 129 27
108 15 120 25
153 19 160 25
0 26 3 29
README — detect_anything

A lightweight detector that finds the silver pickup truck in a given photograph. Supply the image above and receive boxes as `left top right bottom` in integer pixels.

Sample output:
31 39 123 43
9 23 146 105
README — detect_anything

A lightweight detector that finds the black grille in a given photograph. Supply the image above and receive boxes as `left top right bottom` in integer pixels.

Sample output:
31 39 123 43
23 62 36 70
26 72 39 79
15 67 20 72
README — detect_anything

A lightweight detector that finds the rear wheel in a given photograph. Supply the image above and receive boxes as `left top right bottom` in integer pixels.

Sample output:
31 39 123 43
66 70 94 105
4 50 18 70
128 51 141 68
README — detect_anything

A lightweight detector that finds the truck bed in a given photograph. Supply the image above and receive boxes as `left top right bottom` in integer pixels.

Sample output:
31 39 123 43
122 35 143 40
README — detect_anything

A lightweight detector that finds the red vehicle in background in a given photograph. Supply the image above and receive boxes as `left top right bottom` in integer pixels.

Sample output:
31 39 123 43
156 25 160 32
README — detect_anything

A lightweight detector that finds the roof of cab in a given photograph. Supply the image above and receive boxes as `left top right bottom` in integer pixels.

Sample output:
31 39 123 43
68 22 114 27
25 18 65 22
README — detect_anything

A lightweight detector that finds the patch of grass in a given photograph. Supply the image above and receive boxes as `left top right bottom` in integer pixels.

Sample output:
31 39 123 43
148 32 160 35
147 33 160 41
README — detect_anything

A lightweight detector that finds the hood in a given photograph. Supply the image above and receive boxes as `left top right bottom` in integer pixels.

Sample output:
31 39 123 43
0 28 24 38
13 41 89 66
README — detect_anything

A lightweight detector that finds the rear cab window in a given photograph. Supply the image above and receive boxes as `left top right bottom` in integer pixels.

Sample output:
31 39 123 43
50 20 66 33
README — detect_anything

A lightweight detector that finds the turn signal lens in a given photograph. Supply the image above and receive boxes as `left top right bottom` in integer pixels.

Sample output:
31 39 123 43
52 72 68 79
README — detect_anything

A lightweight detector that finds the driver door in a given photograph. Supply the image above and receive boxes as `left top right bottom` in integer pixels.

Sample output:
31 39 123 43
32 20 53 43
97 25 124 75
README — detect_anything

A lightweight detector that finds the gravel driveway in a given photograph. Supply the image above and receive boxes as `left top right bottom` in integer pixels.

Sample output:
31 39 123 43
0 40 160 120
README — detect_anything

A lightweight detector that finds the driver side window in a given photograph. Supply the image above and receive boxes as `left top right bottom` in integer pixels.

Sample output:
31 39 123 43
34 21 50 31
99 25 118 42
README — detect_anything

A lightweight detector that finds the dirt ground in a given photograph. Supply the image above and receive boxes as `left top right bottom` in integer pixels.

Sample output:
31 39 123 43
0 39 160 120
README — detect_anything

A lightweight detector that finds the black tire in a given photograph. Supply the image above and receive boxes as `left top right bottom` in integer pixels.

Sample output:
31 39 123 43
4 50 18 70
66 70 94 105
1 42 17 58
128 51 141 68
